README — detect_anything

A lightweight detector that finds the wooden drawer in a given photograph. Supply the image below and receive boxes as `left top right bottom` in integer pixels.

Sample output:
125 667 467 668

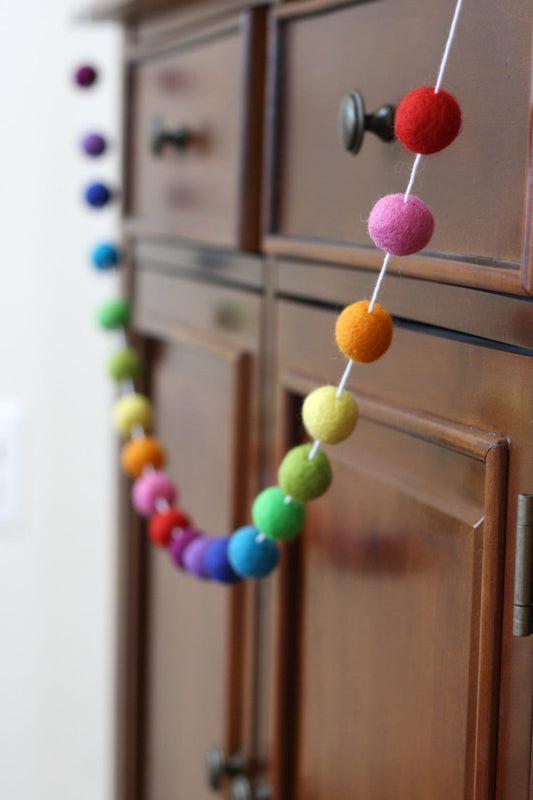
265 0 533 292
127 9 266 250
133 263 263 350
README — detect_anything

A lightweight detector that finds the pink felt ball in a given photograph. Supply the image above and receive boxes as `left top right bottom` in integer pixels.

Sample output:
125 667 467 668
131 471 176 517
368 194 434 256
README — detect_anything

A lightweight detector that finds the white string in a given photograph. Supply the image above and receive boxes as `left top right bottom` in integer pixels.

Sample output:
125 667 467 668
336 359 354 398
403 154 423 202
308 440 321 460
368 252 392 313
435 0 464 93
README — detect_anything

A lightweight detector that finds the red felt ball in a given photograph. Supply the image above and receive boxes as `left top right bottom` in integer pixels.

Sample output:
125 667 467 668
148 507 191 548
395 87 461 155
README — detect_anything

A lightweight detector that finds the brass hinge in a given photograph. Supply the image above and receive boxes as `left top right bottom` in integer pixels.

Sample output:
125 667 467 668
513 494 533 636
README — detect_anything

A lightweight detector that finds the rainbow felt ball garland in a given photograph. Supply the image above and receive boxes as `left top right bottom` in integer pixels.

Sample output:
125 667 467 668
76 23 462 585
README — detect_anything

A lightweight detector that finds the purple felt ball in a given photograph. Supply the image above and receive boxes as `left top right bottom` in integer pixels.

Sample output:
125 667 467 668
131 471 176 517
168 528 202 568
74 65 98 88
182 536 212 580
205 537 241 584
368 194 434 256
81 133 107 157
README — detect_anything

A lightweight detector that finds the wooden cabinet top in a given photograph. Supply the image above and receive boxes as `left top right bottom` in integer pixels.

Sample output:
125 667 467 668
83 0 272 22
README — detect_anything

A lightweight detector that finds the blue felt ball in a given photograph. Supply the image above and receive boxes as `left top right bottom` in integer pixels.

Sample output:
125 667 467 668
228 526 279 579
91 242 120 270
205 537 241 584
85 182 111 208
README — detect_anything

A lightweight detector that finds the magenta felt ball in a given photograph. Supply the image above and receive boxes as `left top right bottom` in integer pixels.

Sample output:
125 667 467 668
368 194 434 256
182 536 212 580
168 528 202 568
131 471 176 517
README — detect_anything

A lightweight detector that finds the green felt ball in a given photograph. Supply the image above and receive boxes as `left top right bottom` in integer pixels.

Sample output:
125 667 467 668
278 444 332 501
96 298 131 330
108 348 142 381
252 486 305 541
302 386 358 444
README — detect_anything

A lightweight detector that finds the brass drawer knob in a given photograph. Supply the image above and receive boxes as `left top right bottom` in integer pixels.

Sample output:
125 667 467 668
150 118 191 155
205 745 247 791
338 89 395 155
230 776 271 800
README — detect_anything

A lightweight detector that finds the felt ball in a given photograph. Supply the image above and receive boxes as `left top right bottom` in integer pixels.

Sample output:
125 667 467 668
108 348 142 382
395 87 461 155
96 298 131 330
148 508 191 547
228 526 279 579
335 300 393 363
302 386 359 444
205 537 241 584
168 527 202 567
81 132 107 157
252 487 305 541
74 65 98 87
368 194 434 256
131 471 176 517
278 444 332 502
85 181 112 208
182 536 212 579
91 242 120 270
113 394 152 437
120 436 165 478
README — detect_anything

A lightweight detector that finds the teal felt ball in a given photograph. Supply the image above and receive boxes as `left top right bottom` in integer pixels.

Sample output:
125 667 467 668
108 348 142 381
252 487 305 541
91 242 121 271
278 444 332 501
228 526 279 579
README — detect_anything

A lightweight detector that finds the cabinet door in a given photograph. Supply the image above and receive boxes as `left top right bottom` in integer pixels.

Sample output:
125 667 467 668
139 334 251 800
266 298 533 800
117 269 262 800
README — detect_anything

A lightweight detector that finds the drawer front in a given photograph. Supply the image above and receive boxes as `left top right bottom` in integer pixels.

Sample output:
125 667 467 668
130 27 244 247
269 0 532 283
134 266 263 351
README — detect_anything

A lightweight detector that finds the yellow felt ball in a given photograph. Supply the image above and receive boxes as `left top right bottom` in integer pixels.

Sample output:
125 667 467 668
302 386 359 444
335 300 393 363
113 394 152 437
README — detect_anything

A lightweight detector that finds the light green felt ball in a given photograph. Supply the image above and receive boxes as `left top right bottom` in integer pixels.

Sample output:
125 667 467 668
302 386 358 444
278 444 332 501
108 348 142 382
252 486 305 541
96 298 131 330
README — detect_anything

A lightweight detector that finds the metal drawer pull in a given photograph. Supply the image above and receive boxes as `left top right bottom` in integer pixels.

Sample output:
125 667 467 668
338 89 395 155
230 776 271 800
205 745 247 791
150 118 191 155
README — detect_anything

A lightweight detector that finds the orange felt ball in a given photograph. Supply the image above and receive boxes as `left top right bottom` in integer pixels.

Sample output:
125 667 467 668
335 300 393 363
120 436 165 478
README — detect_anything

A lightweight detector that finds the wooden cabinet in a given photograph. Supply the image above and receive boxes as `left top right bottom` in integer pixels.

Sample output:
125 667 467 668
95 1 533 799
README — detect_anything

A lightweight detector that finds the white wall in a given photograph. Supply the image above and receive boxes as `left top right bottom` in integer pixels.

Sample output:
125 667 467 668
0 3 120 799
